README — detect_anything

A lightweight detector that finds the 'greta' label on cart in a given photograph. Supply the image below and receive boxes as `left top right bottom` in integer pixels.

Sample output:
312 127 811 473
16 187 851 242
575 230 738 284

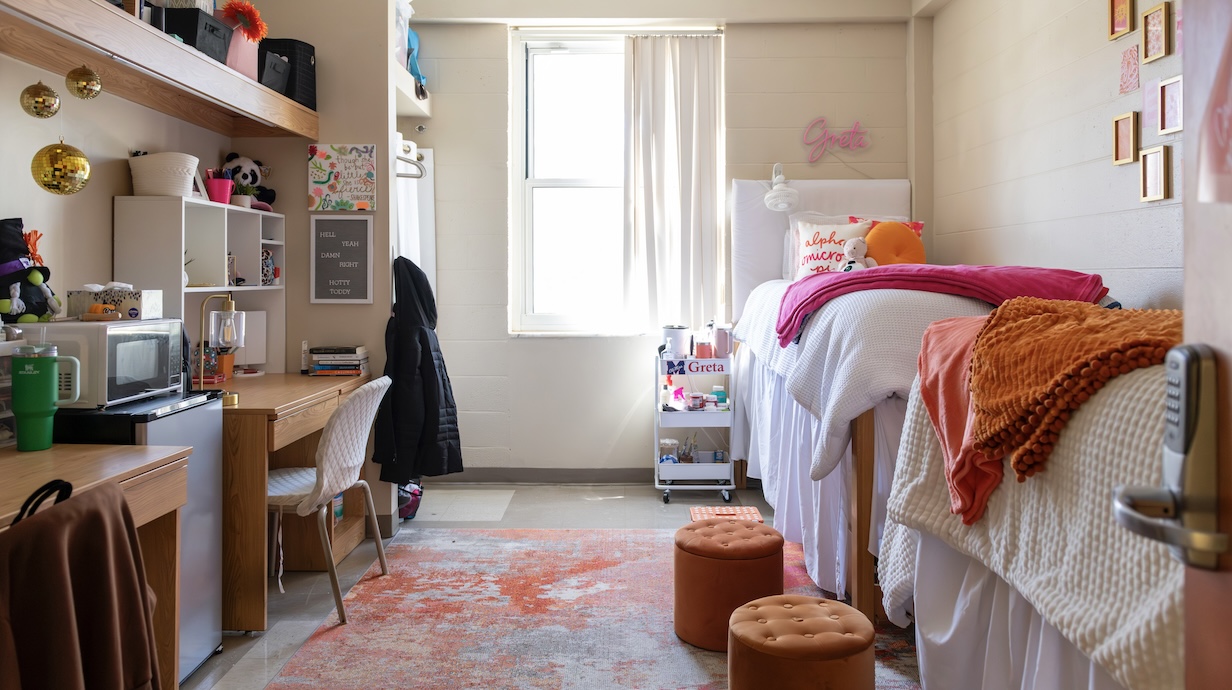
662 359 728 375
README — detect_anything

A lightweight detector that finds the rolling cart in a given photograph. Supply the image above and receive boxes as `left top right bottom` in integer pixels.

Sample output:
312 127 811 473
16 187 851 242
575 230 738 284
654 353 734 503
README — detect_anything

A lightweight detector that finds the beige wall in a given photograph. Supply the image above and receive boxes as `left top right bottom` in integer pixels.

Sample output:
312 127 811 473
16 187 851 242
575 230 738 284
930 0 1184 308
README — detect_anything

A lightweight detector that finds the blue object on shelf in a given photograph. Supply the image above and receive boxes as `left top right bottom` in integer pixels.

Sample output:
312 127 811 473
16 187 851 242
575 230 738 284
407 26 426 85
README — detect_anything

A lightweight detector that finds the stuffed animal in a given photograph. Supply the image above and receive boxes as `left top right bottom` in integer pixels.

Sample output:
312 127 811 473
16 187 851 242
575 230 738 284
224 152 276 206
0 218 60 323
840 237 878 272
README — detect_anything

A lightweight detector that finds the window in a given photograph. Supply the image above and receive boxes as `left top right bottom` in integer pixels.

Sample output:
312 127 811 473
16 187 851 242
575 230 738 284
512 36 625 334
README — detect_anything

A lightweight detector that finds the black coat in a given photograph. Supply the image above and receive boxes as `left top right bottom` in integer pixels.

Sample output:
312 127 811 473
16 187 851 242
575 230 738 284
373 257 462 483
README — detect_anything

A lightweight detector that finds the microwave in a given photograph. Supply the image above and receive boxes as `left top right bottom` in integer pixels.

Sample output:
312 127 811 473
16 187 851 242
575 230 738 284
37 318 184 409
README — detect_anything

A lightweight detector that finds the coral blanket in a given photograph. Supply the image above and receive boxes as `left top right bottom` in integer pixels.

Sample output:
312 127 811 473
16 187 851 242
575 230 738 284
776 264 1108 347
970 297 1182 480
917 316 998 525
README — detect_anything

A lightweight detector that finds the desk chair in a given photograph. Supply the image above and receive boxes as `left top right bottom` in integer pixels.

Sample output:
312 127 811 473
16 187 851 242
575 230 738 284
267 375 392 623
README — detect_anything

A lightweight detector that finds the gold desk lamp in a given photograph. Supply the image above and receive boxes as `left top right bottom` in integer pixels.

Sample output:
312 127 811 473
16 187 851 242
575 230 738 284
199 293 245 407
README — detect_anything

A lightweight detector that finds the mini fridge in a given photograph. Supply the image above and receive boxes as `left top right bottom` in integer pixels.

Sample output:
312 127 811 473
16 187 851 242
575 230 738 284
54 389 224 683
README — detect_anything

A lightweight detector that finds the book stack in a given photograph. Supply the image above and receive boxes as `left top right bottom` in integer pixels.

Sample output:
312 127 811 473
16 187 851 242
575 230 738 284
310 345 369 376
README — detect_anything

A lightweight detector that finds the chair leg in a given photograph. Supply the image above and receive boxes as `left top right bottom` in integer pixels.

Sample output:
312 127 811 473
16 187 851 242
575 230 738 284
356 480 389 576
316 503 347 624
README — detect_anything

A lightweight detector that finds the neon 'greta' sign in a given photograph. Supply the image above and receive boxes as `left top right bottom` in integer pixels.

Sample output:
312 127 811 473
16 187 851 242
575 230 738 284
803 117 870 162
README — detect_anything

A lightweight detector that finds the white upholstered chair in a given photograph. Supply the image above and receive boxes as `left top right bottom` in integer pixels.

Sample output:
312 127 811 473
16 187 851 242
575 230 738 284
267 375 392 623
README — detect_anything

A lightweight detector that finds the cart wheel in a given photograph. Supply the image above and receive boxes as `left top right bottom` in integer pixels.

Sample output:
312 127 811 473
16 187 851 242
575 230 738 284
663 490 671 504
721 490 732 503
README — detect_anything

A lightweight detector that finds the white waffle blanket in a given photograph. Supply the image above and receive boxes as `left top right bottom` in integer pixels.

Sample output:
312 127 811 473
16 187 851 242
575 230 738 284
734 282 990 480
880 369 1182 690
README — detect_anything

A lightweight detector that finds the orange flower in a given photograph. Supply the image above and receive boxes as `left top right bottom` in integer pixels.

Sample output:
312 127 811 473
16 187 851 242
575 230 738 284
222 0 268 43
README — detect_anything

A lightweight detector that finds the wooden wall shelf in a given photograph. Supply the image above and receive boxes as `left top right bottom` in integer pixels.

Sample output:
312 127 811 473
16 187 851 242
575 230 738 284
0 0 318 139
393 58 431 118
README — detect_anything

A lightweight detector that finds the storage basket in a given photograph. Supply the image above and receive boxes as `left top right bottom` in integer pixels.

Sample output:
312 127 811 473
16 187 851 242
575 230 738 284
259 38 316 110
128 153 199 197
259 51 291 95
163 8 232 64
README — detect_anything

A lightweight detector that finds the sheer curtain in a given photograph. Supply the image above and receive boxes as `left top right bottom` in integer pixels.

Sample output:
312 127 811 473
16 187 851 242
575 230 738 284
623 35 722 332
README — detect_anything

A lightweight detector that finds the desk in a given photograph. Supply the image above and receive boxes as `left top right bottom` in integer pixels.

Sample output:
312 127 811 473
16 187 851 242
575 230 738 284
0 443 192 690
219 373 370 632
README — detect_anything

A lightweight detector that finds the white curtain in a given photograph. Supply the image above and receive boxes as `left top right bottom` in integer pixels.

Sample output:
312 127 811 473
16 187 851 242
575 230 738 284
623 35 722 331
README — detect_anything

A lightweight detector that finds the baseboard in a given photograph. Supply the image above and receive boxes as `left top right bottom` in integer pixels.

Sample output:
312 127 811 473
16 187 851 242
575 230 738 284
374 513 401 539
424 467 656 485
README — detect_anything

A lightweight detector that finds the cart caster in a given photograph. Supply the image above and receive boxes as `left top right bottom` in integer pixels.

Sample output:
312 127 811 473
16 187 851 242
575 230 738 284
721 490 732 503
663 490 671 504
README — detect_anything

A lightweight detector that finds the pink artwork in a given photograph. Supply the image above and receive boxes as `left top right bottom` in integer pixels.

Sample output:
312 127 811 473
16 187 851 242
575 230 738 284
1160 77 1183 134
802 117 870 163
1120 45 1140 94
1143 78 1160 134
1176 5 1183 56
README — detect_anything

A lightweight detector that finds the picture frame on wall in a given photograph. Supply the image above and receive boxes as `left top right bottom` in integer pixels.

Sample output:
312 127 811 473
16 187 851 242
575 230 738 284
1113 112 1139 165
1109 0 1134 40
1142 2 1171 64
1158 75 1183 134
1140 145 1170 202
309 215 374 304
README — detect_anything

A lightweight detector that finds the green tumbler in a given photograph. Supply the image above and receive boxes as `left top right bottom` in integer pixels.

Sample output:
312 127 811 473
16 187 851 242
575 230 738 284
11 344 80 452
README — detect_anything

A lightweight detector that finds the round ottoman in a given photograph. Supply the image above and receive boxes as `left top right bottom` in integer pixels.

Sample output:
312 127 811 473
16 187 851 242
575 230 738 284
728 594 875 690
673 518 784 651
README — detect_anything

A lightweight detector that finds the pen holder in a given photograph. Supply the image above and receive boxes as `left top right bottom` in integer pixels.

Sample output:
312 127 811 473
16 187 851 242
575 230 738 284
205 177 234 204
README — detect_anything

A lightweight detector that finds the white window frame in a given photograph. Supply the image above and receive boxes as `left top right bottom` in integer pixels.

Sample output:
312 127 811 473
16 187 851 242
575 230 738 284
510 33 625 335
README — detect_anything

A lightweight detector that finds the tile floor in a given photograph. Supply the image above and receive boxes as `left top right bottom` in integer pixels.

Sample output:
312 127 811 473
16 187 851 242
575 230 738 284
183 482 774 689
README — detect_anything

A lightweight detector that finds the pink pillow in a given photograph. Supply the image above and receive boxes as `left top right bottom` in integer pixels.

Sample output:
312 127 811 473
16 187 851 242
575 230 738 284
794 220 873 279
849 215 924 238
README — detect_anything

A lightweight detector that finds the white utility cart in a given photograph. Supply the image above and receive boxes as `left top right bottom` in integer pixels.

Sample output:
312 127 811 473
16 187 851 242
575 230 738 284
654 353 734 504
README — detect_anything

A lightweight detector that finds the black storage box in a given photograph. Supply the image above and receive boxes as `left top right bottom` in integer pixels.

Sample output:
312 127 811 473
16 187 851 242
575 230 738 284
162 8 232 65
259 51 291 96
259 38 316 110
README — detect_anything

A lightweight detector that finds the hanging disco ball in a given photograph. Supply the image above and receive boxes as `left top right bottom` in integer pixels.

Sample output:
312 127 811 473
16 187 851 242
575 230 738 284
20 81 61 118
31 140 91 195
65 65 102 100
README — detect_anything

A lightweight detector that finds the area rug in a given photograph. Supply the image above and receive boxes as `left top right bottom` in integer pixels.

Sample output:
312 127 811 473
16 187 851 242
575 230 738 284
267 529 919 689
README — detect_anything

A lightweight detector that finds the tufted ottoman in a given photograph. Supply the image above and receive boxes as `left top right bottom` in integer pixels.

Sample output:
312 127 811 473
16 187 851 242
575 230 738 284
673 518 784 651
728 594 875 690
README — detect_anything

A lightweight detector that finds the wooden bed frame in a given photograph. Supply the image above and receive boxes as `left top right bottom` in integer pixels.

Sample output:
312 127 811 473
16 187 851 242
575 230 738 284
729 177 910 623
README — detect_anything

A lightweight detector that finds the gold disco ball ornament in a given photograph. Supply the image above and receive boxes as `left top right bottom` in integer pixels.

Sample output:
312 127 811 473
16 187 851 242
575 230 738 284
31 139 91 195
20 81 61 118
65 65 102 99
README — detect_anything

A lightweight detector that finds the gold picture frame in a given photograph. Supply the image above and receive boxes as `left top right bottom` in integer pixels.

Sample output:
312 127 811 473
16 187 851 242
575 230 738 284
1141 2 1170 64
1113 112 1139 165
1158 75 1183 135
1140 145 1170 202
1109 0 1134 40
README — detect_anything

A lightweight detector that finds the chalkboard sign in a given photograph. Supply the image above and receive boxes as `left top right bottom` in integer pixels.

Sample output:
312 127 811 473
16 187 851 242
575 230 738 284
310 215 373 303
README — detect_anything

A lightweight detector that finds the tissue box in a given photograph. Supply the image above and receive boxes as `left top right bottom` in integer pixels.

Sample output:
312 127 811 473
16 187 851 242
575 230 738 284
67 289 163 320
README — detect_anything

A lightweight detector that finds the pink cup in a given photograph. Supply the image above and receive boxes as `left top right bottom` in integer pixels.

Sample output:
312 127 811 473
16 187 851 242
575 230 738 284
205 178 233 204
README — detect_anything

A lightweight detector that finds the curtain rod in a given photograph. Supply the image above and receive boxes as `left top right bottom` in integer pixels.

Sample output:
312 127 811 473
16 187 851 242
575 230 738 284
514 27 722 36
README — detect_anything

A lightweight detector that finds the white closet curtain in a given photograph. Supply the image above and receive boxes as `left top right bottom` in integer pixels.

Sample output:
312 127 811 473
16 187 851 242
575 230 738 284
623 35 722 331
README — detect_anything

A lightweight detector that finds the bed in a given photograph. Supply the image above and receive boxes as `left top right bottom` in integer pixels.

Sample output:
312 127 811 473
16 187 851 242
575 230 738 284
726 178 992 617
877 315 1182 689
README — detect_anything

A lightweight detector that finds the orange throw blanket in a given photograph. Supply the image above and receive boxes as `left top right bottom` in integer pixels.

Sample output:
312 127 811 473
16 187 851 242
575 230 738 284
970 297 1182 481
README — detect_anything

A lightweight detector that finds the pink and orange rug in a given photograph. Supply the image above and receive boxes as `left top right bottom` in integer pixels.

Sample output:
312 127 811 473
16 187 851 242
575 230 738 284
267 529 919 689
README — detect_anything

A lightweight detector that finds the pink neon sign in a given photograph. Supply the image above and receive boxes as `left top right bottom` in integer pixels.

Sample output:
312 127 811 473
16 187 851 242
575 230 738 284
803 117 870 162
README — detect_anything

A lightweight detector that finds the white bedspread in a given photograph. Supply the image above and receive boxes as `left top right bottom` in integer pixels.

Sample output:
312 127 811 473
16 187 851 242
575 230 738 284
880 369 1181 690
734 282 990 480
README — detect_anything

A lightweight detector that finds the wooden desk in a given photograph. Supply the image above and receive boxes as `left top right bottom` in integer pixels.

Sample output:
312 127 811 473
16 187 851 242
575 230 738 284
219 373 370 632
0 443 192 690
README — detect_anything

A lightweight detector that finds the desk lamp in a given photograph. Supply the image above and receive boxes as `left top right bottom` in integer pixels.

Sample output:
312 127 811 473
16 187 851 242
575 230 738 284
199 293 245 406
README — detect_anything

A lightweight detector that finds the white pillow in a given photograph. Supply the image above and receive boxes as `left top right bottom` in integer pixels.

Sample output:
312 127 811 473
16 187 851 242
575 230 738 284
793 219 873 280
782 212 851 280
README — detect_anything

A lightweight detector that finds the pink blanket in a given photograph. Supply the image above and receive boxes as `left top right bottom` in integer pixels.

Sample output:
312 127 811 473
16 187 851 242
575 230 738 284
775 264 1108 347
918 315 1000 525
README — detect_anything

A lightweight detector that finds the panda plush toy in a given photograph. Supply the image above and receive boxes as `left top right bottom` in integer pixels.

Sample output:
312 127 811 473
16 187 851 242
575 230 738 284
224 152 277 206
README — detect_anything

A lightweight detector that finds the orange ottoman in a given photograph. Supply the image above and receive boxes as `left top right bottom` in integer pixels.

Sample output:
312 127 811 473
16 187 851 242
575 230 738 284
673 518 784 651
728 595 875 690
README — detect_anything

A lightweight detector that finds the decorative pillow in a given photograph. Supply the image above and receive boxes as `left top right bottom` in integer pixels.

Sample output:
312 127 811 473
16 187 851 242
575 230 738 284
849 215 925 238
865 221 926 266
783 212 850 280
794 219 873 279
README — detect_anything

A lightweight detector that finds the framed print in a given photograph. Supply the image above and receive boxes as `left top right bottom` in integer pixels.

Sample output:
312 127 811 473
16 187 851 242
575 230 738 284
1109 0 1134 40
1140 145 1170 202
310 215 373 303
1113 112 1139 165
1158 75 1183 134
1142 2 1171 64
192 168 207 198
